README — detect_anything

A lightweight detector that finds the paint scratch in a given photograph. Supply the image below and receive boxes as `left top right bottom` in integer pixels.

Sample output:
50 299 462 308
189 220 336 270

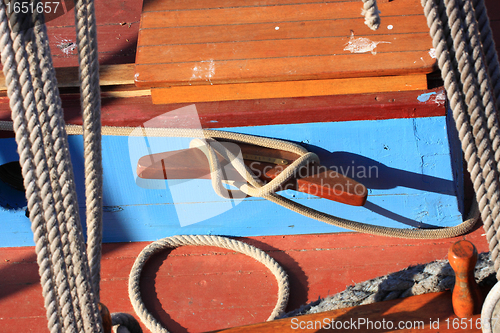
56 38 77 55
191 60 216 84
343 35 391 55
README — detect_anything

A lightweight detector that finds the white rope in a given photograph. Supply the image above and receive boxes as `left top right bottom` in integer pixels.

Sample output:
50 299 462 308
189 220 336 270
128 235 289 333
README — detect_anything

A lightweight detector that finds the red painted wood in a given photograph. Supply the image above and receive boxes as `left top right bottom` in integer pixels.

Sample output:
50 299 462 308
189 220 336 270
0 226 489 333
46 0 141 28
0 88 446 139
47 25 139 67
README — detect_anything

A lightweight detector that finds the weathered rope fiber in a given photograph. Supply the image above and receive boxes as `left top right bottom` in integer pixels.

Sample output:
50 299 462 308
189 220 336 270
421 0 500 276
0 0 102 331
420 0 500 330
74 0 104 302
128 235 289 333
361 0 381 30
279 252 495 318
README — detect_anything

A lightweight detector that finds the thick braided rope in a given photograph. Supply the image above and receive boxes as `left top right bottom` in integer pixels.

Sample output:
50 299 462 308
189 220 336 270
24 14 83 332
472 0 500 112
443 0 500 271
456 0 500 270
421 0 500 266
29 17 87 333
0 6 64 331
0 2 103 332
361 0 381 30
129 235 289 333
74 0 103 302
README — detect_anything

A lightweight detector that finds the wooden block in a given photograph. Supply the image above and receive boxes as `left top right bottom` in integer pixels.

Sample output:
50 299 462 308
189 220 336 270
151 75 428 104
212 291 482 333
0 64 135 91
135 0 436 89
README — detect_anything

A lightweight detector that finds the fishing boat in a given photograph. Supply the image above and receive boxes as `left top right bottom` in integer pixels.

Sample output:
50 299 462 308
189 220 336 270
0 0 498 331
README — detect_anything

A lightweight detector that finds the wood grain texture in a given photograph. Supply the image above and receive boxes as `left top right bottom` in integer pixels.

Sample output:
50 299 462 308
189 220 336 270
213 292 482 333
137 16 429 47
0 227 489 333
0 64 134 90
150 75 428 104
135 0 436 88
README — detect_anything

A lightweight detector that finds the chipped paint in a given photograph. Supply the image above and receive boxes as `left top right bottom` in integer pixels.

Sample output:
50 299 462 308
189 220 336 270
429 48 436 59
343 36 390 55
56 38 77 55
387 25 393 30
417 91 446 106
191 60 216 84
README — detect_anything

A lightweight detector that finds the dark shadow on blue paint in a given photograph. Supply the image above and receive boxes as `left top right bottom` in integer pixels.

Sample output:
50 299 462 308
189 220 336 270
446 107 465 215
67 136 136 243
289 142 459 227
363 201 439 229
301 147 455 196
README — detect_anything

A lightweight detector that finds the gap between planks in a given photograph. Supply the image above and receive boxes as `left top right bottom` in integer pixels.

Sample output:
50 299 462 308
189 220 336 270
0 63 149 96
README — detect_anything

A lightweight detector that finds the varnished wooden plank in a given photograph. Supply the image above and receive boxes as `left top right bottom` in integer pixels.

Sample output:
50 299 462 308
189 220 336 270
0 64 135 90
143 0 367 12
137 15 428 47
140 1 424 29
150 75 428 104
136 51 435 87
136 33 432 65
136 0 435 89
212 292 481 333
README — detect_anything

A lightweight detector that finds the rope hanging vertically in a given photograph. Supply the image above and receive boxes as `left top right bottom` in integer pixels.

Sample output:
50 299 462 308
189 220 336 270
74 0 104 302
420 0 500 330
0 0 103 331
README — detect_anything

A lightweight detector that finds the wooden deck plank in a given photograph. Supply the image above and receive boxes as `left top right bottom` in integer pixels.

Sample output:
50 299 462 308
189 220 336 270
136 33 431 65
150 74 428 103
0 64 134 91
139 1 423 29
0 228 489 333
137 15 428 47
142 0 374 12
135 0 435 90
136 51 434 87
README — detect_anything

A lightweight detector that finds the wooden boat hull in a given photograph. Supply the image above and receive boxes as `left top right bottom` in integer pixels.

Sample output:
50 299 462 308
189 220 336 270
0 104 464 247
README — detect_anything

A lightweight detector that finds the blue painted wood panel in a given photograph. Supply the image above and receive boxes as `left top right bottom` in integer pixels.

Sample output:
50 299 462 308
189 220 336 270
0 115 463 247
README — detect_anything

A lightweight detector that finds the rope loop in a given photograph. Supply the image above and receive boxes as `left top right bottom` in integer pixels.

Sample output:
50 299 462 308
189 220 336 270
128 235 290 333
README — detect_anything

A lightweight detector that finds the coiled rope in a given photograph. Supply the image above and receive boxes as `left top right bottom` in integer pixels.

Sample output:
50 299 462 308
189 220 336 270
128 235 289 333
